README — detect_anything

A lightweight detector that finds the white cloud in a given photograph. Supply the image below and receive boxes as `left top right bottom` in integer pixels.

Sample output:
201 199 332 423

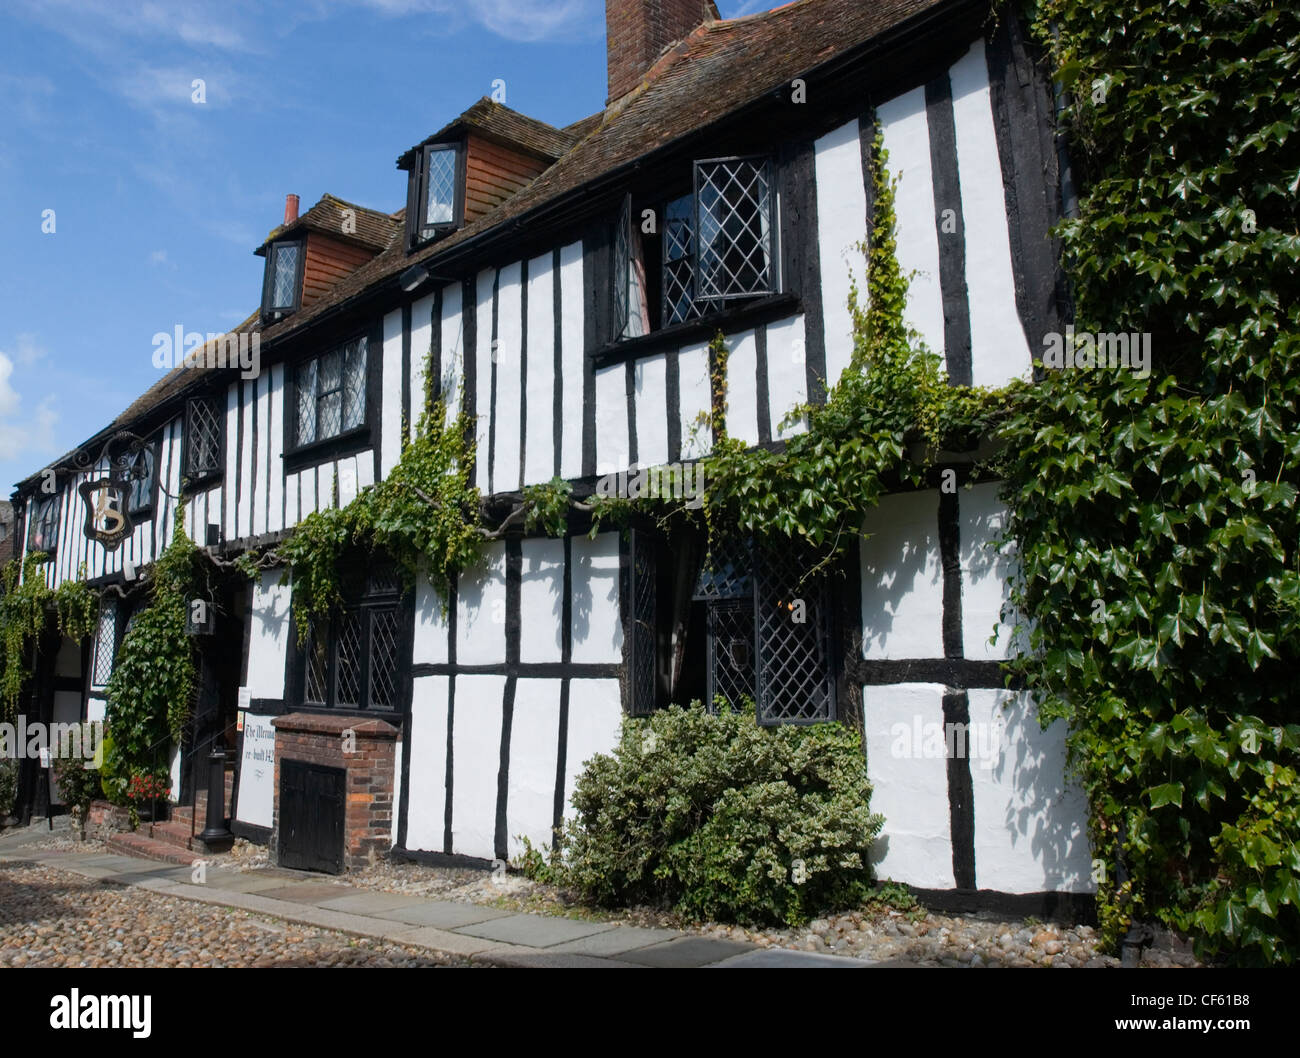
0 352 59 463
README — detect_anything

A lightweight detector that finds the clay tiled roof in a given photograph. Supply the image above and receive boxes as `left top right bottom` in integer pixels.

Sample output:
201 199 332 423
397 98 580 168
255 194 402 256
258 0 948 347
15 0 956 493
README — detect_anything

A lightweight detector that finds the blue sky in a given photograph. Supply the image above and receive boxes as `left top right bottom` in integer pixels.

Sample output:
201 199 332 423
0 0 778 492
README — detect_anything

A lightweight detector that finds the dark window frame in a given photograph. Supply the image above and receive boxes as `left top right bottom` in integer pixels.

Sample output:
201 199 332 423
183 394 225 491
292 565 406 715
26 493 60 556
90 597 120 691
261 235 307 322
124 435 159 518
692 154 779 306
407 141 465 250
286 333 371 459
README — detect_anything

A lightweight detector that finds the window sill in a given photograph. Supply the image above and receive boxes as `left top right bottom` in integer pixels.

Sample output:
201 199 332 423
590 292 803 367
283 425 372 474
182 470 223 495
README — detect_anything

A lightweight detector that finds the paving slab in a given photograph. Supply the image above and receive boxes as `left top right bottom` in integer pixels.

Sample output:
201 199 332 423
199 872 302 894
454 913 618 948
546 925 683 957
621 936 754 967
383 925 536 957
711 948 869 968
485 951 643 968
372 901 515 929
255 883 356 903
315 891 428 915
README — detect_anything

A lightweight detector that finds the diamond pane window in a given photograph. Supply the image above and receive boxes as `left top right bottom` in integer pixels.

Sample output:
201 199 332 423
424 146 456 227
91 600 118 688
297 568 401 712
662 194 702 326
627 530 658 715
690 536 833 724
185 396 223 479
694 157 774 302
296 338 367 447
127 444 155 514
270 243 299 310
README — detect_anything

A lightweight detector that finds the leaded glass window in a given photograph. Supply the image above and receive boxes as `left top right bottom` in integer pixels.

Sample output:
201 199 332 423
693 157 775 302
424 146 456 227
662 193 702 326
295 337 367 447
26 495 59 553
127 444 155 514
298 565 401 712
91 599 118 689
269 242 299 311
185 396 223 479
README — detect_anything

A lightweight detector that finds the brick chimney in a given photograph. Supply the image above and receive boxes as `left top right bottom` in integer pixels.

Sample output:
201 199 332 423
283 193 300 225
606 0 718 104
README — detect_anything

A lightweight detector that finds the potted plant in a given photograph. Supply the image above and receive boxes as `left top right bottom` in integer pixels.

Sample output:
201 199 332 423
126 772 170 829
53 758 103 841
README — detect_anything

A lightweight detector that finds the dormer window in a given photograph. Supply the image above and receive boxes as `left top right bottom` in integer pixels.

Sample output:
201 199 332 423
408 143 463 248
262 238 304 320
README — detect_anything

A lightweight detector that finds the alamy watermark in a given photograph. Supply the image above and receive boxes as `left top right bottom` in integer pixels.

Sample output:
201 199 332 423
1042 325 1152 379
152 325 260 380
0 718 103 769
890 715 1005 770
594 460 705 508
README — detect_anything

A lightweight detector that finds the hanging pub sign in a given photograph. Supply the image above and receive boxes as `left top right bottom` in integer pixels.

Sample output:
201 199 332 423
78 476 132 551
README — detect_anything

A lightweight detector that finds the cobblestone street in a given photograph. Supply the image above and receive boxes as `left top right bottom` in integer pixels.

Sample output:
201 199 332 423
0 859 469 968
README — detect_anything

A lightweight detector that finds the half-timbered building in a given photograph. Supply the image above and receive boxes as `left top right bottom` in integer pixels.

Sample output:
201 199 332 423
9 0 1094 906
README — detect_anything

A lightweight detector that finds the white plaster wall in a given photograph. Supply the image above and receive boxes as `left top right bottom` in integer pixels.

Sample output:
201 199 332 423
253 364 271 536
561 678 623 818
410 292 435 432
439 281 464 426
519 537 564 663
633 352 669 467
860 490 944 659
506 679 562 857
246 569 291 699
959 481 1029 660
862 682 954 889
169 744 182 807
494 260 524 493
267 363 285 534
523 251 556 486
878 87 946 362
474 269 496 492
569 532 621 664
595 362 628 475
86 697 107 726
237 380 254 537
405 675 450 853
815 119 869 389
967 689 1093 893
678 340 712 459
455 540 506 664
950 39 1034 388
225 383 239 534
558 241 586 480
450 674 506 859
381 307 404 478
724 329 760 448
413 574 451 665
765 314 808 440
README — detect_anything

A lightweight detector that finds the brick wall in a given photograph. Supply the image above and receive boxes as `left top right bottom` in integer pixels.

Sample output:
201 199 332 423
270 713 398 871
606 0 716 103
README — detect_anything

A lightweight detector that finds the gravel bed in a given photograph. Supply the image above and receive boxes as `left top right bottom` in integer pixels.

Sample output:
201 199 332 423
0 859 470 968
5 826 1201 967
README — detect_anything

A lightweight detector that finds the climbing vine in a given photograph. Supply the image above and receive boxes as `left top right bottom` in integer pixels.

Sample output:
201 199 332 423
992 0 1300 964
0 555 98 718
105 511 203 777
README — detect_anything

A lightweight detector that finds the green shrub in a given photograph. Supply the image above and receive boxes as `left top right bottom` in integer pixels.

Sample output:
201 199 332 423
98 730 129 806
538 702 883 927
54 749 102 836
0 758 17 819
